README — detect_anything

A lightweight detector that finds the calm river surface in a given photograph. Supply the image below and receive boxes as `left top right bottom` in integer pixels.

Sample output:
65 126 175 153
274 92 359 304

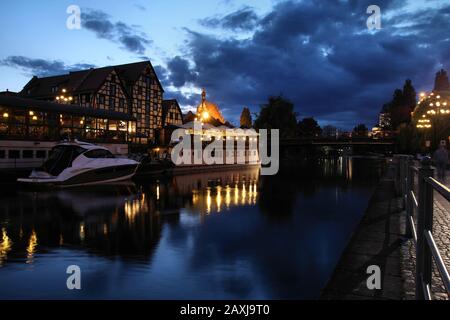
0 157 385 299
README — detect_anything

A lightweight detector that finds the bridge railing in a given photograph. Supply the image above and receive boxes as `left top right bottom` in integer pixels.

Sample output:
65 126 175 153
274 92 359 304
395 155 450 299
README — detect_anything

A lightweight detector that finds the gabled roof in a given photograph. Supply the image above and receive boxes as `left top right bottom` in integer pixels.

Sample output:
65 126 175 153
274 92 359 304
162 99 183 124
20 60 164 99
114 61 164 93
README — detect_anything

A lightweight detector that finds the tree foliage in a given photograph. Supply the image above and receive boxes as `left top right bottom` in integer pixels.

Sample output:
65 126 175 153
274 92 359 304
298 117 322 137
353 123 368 137
383 79 417 130
254 96 298 138
397 123 425 154
240 107 253 128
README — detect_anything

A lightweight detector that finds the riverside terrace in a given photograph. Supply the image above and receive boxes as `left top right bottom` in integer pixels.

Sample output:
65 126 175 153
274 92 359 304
0 95 137 142
0 95 137 170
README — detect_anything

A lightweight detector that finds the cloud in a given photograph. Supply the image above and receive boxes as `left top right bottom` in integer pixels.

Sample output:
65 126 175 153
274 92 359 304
81 9 151 54
134 3 146 11
165 0 450 129
166 56 197 87
0 56 95 77
200 7 259 31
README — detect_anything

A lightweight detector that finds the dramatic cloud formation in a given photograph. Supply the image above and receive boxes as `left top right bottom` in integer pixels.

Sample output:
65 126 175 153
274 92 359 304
0 56 95 77
166 56 198 87
167 0 450 128
199 6 259 31
81 9 151 54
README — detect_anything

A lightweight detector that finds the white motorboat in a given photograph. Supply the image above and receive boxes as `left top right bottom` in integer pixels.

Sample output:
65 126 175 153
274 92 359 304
18 140 139 187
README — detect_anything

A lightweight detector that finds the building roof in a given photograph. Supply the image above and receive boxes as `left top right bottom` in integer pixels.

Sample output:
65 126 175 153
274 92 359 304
0 90 19 97
196 89 226 124
20 61 164 99
0 95 136 121
162 99 183 124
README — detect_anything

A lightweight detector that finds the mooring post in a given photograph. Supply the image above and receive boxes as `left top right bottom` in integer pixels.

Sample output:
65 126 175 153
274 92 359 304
416 157 434 299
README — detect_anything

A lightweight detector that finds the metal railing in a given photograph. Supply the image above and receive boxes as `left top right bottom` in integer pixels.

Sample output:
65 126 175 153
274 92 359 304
395 155 450 300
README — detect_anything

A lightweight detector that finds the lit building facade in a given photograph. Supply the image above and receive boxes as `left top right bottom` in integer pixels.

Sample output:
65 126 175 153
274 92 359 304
20 61 164 145
162 100 183 127
0 95 136 169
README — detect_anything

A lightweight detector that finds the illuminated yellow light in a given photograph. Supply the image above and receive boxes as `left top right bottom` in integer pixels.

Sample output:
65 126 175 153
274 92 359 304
436 102 441 107
430 103 434 107
62 89 66 93
80 120 84 125
56 97 60 100
437 95 441 99
2 112 9 118
202 111 210 120
69 97 73 101
32 116 38 121
420 92 425 97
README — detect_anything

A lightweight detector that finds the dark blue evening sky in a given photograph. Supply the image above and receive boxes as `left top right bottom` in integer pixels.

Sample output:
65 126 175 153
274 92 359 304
0 0 449 129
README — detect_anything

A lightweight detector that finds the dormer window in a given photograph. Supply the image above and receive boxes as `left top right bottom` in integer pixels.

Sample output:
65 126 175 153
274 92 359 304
51 86 58 93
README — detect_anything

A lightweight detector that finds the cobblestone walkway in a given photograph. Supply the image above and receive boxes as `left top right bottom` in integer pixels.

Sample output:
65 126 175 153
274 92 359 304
400 173 450 300
321 166 405 300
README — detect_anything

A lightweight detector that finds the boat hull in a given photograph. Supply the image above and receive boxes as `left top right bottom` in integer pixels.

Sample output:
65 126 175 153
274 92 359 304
18 164 138 188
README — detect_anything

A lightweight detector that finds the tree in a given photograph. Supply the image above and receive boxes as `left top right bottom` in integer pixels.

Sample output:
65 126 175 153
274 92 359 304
383 79 417 130
254 96 298 138
397 123 424 154
298 117 322 137
240 107 252 128
353 124 368 137
403 79 416 112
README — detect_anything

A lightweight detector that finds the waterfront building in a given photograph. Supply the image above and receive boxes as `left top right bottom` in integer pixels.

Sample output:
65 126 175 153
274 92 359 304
162 100 183 127
196 89 226 125
0 95 136 169
378 112 391 129
20 61 164 145
164 91 259 167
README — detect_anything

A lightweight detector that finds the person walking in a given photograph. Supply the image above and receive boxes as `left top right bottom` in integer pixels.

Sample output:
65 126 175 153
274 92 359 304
433 141 449 182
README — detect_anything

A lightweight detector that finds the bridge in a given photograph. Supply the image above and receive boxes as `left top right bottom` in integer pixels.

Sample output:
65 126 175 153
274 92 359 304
279 138 397 156
280 138 396 147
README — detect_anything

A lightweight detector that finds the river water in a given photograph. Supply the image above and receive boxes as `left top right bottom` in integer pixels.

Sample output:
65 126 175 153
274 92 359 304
0 157 385 299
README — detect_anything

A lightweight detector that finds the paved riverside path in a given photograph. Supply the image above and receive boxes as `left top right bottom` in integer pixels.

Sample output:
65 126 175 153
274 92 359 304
321 164 406 299
400 169 450 300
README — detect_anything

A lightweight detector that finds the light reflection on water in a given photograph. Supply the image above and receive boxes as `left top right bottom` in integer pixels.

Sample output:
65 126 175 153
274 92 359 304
0 157 384 299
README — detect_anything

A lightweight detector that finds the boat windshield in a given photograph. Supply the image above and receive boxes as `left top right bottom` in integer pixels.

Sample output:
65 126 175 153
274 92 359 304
83 149 115 159
41 145 86 176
